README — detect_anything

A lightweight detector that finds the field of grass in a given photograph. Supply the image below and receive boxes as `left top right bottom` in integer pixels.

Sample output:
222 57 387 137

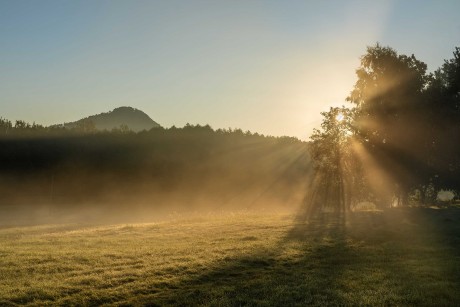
1 207 460 306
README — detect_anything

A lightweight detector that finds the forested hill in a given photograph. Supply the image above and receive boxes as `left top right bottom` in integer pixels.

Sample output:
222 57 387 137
59 106 161 132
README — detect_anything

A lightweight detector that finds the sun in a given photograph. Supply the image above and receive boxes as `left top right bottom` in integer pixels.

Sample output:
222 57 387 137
336 113 344 122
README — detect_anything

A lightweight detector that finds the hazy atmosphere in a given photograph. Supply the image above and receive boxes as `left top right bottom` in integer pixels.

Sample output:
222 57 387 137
1 1 460 306
1 0 459 139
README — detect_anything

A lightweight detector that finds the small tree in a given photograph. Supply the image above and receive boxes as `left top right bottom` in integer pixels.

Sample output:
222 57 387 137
308 106 360 214
0 118 13 135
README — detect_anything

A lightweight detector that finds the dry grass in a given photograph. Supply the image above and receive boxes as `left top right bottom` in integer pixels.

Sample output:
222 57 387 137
1 208 460 306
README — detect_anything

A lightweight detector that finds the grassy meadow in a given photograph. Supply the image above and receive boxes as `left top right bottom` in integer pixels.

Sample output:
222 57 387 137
1 207 460 306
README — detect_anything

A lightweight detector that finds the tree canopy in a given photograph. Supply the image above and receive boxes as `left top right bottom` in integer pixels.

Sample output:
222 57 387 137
309 44 460 211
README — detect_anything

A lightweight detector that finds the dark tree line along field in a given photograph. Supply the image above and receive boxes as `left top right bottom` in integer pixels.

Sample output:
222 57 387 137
0 123 310 223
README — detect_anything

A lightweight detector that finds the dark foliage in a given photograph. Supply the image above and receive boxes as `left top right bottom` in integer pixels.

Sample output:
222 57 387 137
0 121 309 217
310 44 460 210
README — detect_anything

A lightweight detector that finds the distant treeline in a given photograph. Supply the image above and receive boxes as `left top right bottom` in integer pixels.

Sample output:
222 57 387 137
0 122 310 214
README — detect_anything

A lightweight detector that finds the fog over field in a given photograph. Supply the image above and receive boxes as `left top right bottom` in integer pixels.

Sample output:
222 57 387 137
0 124 310 226
2 0 460 305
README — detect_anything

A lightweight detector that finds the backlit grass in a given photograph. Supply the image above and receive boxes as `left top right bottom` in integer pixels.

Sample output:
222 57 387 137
1 208 460 306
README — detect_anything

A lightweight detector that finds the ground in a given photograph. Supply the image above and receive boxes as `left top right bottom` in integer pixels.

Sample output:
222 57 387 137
1 207 460 306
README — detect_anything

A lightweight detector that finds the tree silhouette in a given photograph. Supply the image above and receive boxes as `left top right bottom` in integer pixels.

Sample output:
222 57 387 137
424 46 460 194
308 107 362 214
0 118 13 135
346 43 431 206
308 44 460 209
347 43 428 144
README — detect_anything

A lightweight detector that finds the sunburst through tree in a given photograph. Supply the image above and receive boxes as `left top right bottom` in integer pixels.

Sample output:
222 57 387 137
306 106 365 216
306 43 460 216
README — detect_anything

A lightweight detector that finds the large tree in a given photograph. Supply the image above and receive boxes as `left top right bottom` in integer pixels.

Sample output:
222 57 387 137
346 44 431 206
347 43 428 145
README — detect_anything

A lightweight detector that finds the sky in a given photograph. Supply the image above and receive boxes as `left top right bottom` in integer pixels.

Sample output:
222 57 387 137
1 0 459 140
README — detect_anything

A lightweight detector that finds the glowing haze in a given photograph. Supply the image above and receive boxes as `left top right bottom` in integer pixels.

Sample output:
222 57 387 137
1 0 459 139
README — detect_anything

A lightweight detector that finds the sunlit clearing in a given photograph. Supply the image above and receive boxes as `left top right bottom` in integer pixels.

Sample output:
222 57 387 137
336 113 344 122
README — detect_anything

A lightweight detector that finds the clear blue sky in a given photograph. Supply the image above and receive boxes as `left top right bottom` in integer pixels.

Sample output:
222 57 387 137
1 0 459 139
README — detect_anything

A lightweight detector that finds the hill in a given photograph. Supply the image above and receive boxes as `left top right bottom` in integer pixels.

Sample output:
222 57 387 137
61 106 161 132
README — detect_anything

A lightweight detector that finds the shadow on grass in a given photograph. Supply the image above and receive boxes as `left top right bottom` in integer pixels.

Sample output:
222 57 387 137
135 206 460 306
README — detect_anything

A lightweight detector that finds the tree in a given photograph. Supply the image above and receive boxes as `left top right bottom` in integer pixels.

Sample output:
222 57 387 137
0 118 13 135
425 47 460 193
347 43 428 144
308 106 362 214
440 47 460 107
346 43 430 206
